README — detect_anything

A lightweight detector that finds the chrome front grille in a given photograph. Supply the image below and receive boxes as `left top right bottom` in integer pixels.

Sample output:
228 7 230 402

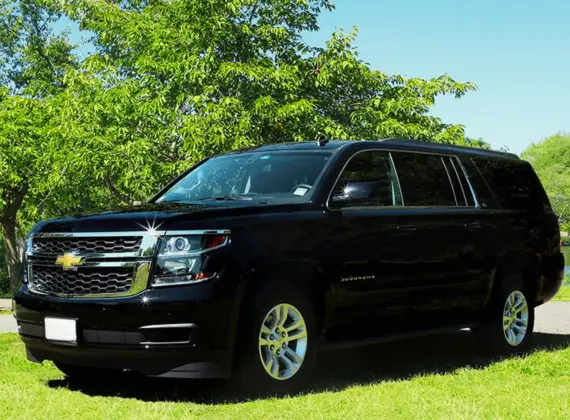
32 236 143 255
30 266 134 296
26 231 159 298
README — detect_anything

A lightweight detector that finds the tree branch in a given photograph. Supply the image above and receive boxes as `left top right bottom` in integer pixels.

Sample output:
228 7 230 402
248 0 260 24
103 175 134 205
29 13 59 81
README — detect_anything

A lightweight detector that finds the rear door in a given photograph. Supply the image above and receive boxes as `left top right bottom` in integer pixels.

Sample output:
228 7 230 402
459 157 560 303
388 151 487 328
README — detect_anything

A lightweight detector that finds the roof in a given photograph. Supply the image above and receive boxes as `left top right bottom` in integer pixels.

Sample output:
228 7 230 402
225 140 352 154
225 139 520 160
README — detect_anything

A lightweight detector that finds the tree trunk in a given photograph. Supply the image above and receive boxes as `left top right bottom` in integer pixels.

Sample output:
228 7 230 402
1 187 27 292
2 220 22 292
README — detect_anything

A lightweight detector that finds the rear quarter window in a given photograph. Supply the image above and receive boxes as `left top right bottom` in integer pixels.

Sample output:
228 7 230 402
470 157 551 212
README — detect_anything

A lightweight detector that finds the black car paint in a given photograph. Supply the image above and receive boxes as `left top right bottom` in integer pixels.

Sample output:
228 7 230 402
13 139 564 378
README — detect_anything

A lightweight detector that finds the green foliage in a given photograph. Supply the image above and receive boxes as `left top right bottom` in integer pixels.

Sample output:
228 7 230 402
462 136 491 149
55 0 476 203
0 0 81 288
522 133 570 232
0 0 77 96
0 0 80 223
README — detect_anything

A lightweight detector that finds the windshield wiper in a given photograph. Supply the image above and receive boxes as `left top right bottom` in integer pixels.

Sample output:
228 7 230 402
204 196 254 201
156 200 207 206
204 196 271 203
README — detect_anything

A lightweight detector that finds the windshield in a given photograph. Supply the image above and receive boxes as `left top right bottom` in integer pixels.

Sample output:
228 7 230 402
156 151 332 204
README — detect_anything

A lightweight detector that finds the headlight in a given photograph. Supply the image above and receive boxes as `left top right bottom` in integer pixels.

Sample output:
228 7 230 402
152 232 229 287
25 235 33 256
23 235 33 284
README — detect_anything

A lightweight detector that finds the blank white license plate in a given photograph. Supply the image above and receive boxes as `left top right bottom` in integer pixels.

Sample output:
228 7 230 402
45 317 77 343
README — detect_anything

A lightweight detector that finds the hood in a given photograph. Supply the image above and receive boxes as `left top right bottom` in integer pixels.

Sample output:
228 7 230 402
31 201 309 234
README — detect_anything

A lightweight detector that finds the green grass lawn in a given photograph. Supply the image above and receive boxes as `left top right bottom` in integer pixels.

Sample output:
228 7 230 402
553 285 570 302
1 332 570 419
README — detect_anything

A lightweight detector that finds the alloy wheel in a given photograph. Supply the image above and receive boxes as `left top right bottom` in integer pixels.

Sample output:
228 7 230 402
502 290 529 347
258 303 308 380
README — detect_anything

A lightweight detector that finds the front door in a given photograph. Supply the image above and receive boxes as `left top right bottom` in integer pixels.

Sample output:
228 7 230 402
325 150 412 340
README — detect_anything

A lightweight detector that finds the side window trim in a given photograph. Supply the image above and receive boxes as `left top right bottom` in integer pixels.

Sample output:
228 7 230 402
388 152 405 206
441 157 459 206
448 157 469 206
454 156 481 209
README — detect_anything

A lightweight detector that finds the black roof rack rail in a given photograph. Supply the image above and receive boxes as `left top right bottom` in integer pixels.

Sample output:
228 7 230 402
379 138 520 160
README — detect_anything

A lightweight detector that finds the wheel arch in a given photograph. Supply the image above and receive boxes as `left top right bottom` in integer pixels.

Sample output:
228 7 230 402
237 259 332 337
491 250 541 305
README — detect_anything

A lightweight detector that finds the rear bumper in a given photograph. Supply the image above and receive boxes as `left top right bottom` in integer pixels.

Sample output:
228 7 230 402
13 281 240 378
538 251 565 304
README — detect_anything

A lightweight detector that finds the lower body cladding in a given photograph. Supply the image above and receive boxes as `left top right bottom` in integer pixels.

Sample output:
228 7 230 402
13 282 238 378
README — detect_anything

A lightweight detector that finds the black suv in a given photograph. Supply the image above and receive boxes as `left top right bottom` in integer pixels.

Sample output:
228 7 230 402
14 139 565 394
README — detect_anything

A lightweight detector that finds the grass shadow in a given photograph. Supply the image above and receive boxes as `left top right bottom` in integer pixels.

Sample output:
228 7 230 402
312 330 570 390
46 330 570 404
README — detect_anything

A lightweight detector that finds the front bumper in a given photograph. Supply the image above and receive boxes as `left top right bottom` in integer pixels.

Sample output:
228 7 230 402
13 281 239 378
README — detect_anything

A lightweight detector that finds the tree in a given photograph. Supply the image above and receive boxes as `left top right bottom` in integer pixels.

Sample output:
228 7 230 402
522 133 570 231
1 0 479 290
57 0 477 204
0 0 78 289
462 137 491 150
0 239 8 295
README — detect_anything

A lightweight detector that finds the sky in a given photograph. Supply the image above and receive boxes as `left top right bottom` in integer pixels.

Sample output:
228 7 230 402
303 0 570 154
60 0 570 155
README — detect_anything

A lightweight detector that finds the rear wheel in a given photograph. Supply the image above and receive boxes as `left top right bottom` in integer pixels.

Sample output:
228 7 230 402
472 281 534 355
233 282 318 395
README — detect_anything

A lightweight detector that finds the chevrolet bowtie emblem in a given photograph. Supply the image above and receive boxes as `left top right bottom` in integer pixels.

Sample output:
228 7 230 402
55 254 85 270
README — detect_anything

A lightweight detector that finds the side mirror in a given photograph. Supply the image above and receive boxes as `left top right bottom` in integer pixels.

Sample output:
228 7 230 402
330 181 374 206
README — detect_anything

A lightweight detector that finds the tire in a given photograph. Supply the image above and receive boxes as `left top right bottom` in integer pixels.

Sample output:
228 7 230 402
472 276 535 355
54 362 123 381
233 281 318 396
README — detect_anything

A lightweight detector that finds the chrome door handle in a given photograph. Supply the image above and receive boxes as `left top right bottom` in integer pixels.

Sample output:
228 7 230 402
464 221 481 230
397 224 417 231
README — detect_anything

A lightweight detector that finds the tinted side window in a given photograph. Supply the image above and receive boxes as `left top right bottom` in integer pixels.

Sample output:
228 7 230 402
458 157 497 209
391 152 457 206
471 157 550 212
330 151 402 208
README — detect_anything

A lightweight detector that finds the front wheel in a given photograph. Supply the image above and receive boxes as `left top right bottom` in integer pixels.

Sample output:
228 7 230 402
233 282 318 395
472 282 534 355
